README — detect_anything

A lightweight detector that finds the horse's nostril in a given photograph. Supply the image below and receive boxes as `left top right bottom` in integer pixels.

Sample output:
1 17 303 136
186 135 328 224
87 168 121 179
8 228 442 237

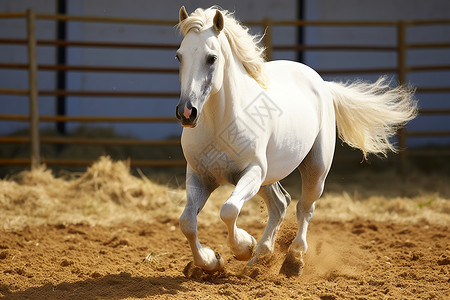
190 107 197 122
175 106 182 120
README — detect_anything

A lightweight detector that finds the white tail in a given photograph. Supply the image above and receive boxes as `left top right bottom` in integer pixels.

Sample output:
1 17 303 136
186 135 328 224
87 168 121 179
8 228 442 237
327 77 418 159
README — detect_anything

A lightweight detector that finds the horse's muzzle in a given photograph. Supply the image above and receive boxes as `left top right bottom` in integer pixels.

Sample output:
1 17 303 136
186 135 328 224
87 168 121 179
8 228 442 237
176 103 198 127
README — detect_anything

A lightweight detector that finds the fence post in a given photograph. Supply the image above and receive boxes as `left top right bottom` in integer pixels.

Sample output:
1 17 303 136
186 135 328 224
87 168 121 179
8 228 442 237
263 18 273 61
397 21 407 175
26 9 40 170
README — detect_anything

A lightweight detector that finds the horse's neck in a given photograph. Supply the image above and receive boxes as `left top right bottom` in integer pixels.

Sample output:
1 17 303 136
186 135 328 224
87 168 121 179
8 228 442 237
204 55 258 130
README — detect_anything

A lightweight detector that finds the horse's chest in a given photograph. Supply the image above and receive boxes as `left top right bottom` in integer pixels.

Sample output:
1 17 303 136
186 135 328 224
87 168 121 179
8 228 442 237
182 117 262 183
186 144 242 184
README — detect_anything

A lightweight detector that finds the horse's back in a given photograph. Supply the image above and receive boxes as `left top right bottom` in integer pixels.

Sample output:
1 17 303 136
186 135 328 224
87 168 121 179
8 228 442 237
265 60 333 121
265 60 325 86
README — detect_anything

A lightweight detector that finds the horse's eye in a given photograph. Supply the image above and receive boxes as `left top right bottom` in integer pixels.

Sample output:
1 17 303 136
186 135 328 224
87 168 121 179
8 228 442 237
175 54 182 62
206 55 217 65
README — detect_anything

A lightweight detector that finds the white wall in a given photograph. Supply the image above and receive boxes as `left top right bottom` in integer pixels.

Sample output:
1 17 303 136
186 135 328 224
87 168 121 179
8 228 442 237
1 0 449 146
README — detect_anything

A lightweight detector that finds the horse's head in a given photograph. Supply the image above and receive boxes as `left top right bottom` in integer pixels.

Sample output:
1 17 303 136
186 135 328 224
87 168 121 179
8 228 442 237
175 6 226 128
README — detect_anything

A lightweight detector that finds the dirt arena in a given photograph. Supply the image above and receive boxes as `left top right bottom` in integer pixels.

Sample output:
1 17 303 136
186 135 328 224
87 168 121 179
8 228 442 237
1 157 449 299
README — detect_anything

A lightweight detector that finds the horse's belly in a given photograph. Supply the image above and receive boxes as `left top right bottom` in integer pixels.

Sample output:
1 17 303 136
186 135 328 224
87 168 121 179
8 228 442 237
263 140 313 185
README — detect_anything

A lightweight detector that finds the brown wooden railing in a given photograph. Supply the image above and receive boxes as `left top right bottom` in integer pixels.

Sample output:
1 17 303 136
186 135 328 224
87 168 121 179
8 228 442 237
0 10 449 172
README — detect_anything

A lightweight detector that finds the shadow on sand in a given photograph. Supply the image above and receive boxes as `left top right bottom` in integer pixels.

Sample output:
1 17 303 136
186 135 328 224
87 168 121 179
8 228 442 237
1 272 190 300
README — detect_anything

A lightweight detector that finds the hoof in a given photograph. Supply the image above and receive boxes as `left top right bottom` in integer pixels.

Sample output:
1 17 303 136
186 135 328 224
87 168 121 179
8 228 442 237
183 252 224 278
232 234 256 261
248 242 274 266
247 251 275 269
202 251 224 273
195 247 224 273
280 250 304 277
208 251 224 273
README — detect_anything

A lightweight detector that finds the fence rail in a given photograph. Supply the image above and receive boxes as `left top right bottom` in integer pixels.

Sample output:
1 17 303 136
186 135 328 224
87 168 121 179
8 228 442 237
1 10 449 172
0 136 180 146
0 63 179 73
0 114 177 123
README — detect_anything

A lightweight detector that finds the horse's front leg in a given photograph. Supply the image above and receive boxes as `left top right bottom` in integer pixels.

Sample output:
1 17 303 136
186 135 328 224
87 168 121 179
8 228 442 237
220 164 262 261
179 168 223 272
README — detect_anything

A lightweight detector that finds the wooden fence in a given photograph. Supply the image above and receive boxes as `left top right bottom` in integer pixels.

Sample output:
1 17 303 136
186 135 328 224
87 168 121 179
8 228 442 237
0 9 449 172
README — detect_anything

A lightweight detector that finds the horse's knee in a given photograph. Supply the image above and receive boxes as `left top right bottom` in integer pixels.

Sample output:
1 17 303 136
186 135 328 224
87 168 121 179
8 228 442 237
220 201 239 223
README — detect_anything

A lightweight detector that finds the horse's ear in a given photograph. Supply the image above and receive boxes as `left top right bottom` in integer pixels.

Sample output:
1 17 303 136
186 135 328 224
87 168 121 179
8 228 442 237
213 10 224 33
179 6 188 22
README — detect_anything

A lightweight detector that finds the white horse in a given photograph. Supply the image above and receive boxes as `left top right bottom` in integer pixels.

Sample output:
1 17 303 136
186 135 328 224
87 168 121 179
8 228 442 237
175 6 416 276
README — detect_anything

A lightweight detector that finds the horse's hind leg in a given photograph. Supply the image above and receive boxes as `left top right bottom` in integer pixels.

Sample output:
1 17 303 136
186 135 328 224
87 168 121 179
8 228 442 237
280 130 335 276
248 181 291 266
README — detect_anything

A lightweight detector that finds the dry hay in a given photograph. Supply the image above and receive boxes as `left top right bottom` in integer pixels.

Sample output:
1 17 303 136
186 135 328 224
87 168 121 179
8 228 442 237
0 156 449 231
316 191 450 226
0 157 173 230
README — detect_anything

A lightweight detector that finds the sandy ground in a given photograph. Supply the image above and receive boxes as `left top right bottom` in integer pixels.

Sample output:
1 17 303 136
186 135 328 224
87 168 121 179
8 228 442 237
0 157 449 299
0 218 448 299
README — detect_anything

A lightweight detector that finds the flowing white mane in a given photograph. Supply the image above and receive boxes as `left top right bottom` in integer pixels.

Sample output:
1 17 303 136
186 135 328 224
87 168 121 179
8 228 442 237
177 7 269 89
